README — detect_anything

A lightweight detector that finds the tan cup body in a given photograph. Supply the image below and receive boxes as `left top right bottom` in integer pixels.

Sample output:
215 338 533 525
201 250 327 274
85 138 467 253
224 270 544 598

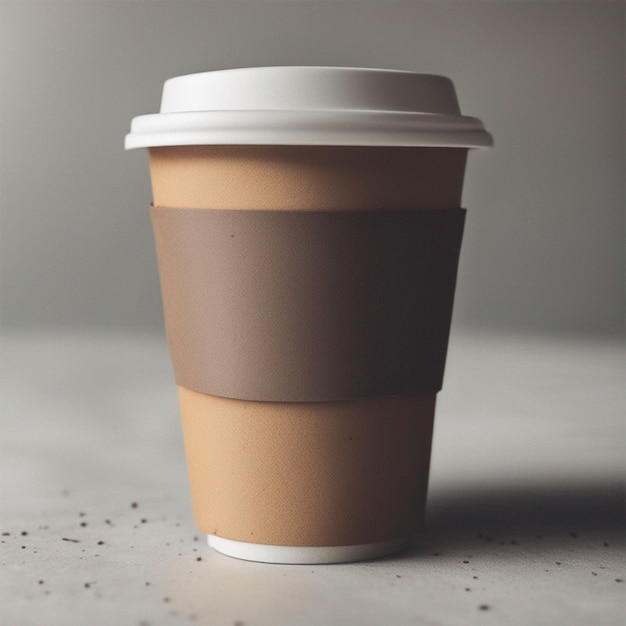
149 145 467 547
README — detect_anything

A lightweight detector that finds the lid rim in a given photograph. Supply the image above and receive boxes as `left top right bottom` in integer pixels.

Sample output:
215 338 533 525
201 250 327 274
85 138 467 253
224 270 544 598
125 133 493 150
126 110 492 150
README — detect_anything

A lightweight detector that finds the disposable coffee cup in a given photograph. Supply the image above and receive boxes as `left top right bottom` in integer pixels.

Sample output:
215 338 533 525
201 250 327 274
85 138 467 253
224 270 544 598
126 66 492 564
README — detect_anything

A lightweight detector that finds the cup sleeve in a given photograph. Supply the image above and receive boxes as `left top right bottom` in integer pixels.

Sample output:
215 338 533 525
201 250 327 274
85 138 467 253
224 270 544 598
151 206 466 402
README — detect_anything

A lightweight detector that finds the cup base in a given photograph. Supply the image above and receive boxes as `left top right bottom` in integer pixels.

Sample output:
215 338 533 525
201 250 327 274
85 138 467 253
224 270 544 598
207 534 414 564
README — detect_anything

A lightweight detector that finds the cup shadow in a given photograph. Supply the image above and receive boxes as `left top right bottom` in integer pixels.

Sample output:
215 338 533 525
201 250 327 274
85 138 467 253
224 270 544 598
397 479 625 558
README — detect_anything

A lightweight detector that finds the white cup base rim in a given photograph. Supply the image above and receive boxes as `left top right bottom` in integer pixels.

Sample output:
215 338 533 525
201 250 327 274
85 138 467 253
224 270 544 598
207 534 414 564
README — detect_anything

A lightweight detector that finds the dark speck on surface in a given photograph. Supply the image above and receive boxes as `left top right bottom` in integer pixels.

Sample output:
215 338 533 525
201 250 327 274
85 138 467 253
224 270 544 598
479 604 490 611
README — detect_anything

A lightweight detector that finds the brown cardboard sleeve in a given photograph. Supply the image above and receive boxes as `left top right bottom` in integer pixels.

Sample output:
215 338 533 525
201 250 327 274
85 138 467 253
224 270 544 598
151 206 466 403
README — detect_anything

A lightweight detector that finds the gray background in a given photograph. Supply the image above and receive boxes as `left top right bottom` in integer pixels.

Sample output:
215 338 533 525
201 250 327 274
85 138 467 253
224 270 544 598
1 0 624 336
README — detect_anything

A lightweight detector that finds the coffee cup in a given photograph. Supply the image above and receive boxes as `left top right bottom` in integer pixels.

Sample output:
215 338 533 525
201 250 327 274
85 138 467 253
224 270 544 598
126 66 492 563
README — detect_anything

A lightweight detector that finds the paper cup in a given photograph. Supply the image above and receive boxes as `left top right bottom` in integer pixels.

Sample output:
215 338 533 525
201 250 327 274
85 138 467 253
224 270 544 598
126 67 492 563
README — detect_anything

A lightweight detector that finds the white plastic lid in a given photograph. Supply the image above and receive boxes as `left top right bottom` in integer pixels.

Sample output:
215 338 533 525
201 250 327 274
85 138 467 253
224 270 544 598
125 66 493 150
